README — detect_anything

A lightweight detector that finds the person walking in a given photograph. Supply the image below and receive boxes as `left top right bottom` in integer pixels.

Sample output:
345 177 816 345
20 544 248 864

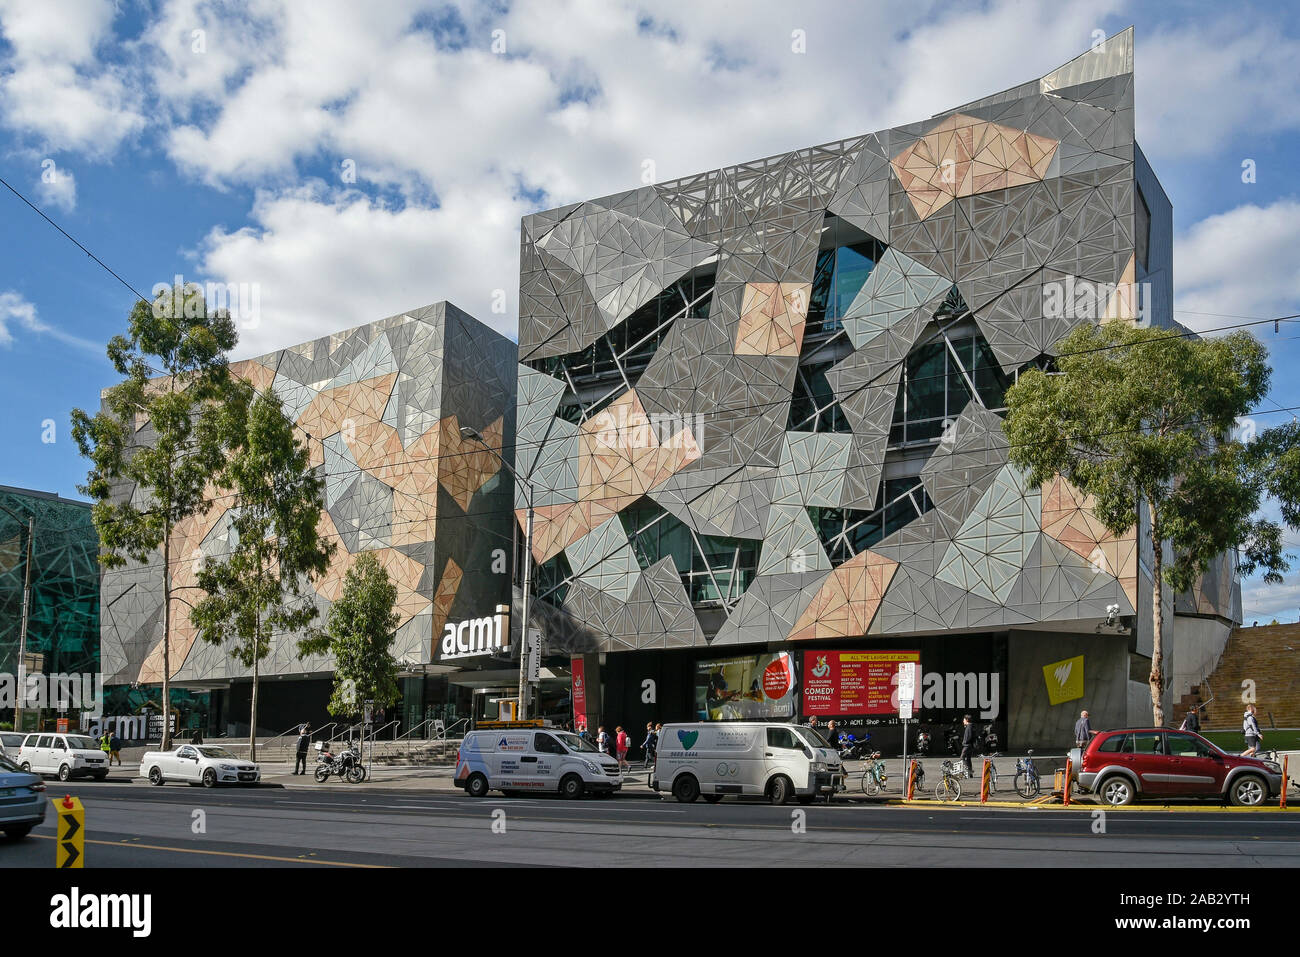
960 714 977 777
294 724 312 775
1073 710 1098 751
109 731 123 766
1242 704 1263 757
641 722 658 767
615 726 630 771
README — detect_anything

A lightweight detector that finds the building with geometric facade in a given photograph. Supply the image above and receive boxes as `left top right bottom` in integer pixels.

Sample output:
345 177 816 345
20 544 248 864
0 485 101 731
513 29 1240 748
97 302 518 736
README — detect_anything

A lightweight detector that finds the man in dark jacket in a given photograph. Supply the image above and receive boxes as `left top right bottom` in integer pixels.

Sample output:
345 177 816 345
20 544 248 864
294 724 311 775
960 715 977 776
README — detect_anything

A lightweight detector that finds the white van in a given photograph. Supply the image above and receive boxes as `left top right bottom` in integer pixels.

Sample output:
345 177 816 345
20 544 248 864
651 722 845 804
455 728 622 799
16 733 109 781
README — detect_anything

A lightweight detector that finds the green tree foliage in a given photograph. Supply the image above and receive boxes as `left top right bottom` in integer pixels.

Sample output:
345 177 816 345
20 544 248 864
1004 320 1299 725
71 284 237 750
189 384 334 761
299 552 401 719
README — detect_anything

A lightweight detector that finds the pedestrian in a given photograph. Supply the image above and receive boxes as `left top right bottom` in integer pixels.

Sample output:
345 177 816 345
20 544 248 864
596 725 609 757
642 721 657 766
960 714 976 776
295 723 312 775
1073 710 1098 751
109 731 123 766
616 725 629 770
1242 704 1263 757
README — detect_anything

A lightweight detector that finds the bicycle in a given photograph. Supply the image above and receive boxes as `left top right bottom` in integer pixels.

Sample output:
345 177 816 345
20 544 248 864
859 751 889 795
936 759 970 802
1013 750 1041 798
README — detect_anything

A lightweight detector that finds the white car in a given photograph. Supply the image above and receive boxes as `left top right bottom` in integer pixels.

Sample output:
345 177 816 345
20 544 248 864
140 744 261 788
15 733 109 781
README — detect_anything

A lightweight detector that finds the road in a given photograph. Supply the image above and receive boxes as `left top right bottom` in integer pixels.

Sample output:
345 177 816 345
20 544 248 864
5 780 1298 867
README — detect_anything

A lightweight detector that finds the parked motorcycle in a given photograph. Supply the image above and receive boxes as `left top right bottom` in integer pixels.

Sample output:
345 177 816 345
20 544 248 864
314 742 365 783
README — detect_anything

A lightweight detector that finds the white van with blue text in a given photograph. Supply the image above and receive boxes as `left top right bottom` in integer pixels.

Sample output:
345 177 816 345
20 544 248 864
456 728 622 798
651 722 845 804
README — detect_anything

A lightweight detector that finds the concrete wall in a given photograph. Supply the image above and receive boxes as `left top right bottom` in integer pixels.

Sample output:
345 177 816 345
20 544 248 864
1008 630 1130 750
1168 615 1232 702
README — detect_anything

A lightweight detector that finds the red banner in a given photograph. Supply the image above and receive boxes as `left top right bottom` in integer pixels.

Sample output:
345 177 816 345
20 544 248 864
802 650 920 716
571 656 587 732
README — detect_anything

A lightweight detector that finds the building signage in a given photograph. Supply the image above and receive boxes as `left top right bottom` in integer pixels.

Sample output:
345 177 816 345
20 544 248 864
802 650 921 716
439 605 511 660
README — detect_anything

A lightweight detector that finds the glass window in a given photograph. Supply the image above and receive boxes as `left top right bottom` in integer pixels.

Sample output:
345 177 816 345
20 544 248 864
1131 732 1164 755
766 727 800 750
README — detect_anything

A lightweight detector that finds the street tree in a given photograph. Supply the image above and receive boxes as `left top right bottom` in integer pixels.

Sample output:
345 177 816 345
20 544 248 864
298 551 402 721
1003 319 1300 725
189 384 333 761
71 284 237 750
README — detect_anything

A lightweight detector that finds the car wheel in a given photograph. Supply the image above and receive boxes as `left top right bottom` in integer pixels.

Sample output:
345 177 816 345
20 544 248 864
465 773 490 798
703 794 725 804
202 768 217 788
769 775 794 805
148 766 165 786
57 765 71 782
1099 775 1135 806
4 826 32 840
559 774 585 800
1229 774 1267 807
671 774 700 803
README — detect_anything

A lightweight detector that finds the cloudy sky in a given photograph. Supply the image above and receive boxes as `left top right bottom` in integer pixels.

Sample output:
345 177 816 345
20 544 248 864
1 0 1298 621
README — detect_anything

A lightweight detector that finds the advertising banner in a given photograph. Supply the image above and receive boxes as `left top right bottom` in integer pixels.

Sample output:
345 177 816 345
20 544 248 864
801 650 920 716
571 656 587 731
695 651 795 720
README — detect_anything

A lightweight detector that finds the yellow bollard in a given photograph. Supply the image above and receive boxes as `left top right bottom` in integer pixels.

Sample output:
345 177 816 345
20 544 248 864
54 794 84 869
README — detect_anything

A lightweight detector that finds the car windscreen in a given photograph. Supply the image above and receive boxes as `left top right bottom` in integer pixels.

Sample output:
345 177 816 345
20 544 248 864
67 736 100 750
554 732 599 753
196 747 236 759
793 727 831 750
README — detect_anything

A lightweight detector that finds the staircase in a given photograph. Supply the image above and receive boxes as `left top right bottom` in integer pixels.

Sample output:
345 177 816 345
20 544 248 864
1176 624 1300 729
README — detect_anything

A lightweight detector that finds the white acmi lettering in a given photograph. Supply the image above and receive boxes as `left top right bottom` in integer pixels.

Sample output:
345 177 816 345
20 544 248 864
441 605 511 660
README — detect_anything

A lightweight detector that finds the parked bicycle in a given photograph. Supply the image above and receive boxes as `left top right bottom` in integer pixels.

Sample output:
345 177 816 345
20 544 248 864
859 751 889 795
936 759 970 802
1013 750 1040 798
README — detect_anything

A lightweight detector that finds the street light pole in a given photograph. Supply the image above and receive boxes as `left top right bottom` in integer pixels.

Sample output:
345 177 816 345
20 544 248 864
0 504 34 731
460 426 537 722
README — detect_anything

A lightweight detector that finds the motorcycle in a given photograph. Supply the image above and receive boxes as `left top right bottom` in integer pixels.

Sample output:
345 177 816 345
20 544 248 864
836 732 876 762
979 723 1000 755
915 727 932 756
314 742 366 783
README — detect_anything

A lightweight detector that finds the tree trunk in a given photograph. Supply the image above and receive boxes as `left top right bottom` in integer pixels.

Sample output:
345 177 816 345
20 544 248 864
249 611 260 764
1148 503 1166 727
162 522 172 752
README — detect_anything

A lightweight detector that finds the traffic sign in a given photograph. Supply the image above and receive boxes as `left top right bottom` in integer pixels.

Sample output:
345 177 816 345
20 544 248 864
54 795 84 869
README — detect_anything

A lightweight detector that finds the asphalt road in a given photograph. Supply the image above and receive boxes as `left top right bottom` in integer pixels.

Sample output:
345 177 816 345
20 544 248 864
4 780 1298 867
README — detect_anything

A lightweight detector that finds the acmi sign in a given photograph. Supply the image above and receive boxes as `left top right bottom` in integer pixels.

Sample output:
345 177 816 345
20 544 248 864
440 605 511 660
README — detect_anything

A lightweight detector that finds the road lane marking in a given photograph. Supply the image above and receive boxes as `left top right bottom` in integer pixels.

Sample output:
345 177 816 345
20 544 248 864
32 834 389 867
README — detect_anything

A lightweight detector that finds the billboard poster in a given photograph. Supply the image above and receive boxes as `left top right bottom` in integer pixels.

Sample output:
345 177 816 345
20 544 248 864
571 656 587 732
695 651 795 720
802 650 920 717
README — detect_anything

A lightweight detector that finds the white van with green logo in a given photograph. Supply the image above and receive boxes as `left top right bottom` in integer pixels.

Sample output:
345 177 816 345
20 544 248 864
455 729 622 799
651 722 845 804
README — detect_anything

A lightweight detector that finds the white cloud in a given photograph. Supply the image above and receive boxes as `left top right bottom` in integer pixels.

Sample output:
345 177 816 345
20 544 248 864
0 290 98 352
0 0 146 155
194 182 526 359
1174 197 1300 332
35 163 77 213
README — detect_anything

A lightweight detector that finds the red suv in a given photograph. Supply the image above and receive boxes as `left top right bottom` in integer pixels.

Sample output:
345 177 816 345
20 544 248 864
1069 728 1283 806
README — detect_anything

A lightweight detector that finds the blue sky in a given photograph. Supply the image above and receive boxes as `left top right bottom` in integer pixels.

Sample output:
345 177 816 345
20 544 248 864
1 0 1298 620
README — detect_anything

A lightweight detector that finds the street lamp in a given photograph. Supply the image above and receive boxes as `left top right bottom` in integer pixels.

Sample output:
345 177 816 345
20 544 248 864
0 502 34 732
460 426 537 721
